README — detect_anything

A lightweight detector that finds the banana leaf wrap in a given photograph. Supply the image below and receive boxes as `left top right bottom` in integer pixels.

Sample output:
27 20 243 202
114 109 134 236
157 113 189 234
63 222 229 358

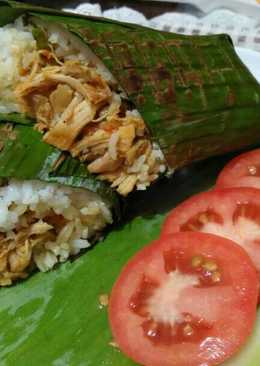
1 0 260 170
0 121 120 216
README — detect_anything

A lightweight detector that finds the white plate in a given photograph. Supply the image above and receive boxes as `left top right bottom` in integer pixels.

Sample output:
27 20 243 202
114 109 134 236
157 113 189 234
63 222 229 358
236 47 260 82
149 0 260 19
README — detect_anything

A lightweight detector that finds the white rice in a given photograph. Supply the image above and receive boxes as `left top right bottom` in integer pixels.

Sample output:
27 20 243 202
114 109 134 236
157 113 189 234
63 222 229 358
0 179 112 272
36 18 116 83
0 17 115 115
0 19 37 114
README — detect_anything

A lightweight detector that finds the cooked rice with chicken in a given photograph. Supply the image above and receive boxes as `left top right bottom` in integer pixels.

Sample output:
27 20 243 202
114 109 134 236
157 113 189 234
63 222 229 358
0 18 166 196
0 179 112 286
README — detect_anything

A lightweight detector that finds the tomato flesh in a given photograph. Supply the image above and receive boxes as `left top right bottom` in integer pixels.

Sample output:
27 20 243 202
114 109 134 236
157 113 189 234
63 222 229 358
217 149 260 189
162 188 260 290
109 232 257 366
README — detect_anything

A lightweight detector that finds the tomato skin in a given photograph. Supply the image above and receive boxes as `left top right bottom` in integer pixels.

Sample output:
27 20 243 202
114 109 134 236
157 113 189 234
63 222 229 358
162 187 259 236
109 232 258 366
217 149 260 189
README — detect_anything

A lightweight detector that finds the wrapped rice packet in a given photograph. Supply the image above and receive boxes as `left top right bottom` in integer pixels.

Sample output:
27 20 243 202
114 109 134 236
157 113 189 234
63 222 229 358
1 0 260 196
0 121 119 285
0 0 260 285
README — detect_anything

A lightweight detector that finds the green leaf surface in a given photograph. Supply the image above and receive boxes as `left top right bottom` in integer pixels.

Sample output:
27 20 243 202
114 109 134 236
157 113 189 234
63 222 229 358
0 153 259 365
0 113 33 125
0 5 24 26
1 0 260 171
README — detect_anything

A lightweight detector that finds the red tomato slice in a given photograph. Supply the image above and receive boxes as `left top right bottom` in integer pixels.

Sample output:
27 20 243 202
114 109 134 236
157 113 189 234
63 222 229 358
161 188 260 291
217 149 260 189
109 232 257 366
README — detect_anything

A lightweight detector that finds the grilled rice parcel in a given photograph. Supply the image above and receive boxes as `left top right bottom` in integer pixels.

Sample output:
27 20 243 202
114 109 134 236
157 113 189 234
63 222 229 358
0 17 166 197
0 0 260 285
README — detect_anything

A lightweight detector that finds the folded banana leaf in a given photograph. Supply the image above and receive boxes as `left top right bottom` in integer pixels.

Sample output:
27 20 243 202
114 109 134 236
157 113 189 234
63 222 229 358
1 0 260 171
0 121 120 215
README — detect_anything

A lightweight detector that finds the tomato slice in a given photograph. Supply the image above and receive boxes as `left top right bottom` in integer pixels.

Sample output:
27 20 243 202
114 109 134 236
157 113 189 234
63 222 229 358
109 232 257 366
217 149 260 189
161 188 260 290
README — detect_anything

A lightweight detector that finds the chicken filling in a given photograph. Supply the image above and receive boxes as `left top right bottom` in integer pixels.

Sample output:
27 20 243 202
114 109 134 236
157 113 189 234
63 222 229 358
0 180 112 286
14 24 166 196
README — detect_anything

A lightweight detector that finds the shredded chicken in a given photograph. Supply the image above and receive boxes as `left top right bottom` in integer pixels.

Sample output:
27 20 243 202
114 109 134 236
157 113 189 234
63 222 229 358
15 45 166 196
0 201 110 286
0 219 51 285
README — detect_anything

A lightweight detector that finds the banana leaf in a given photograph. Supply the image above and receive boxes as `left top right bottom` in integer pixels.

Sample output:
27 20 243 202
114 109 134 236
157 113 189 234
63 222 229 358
1 0 260 170
0 113 34 125
0 153 259 365
0 121 120 215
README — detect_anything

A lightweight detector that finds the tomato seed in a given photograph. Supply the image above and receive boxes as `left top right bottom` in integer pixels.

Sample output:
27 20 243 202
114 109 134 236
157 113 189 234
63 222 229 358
187 223 198 231
212 271 221 283
202 260 218 272
163 249 177 273
192 256 203 268
180 210 223 233
184 314 192 322
142 319 160 343
248 165 257 176
199 213 208 225
183 324 194 336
